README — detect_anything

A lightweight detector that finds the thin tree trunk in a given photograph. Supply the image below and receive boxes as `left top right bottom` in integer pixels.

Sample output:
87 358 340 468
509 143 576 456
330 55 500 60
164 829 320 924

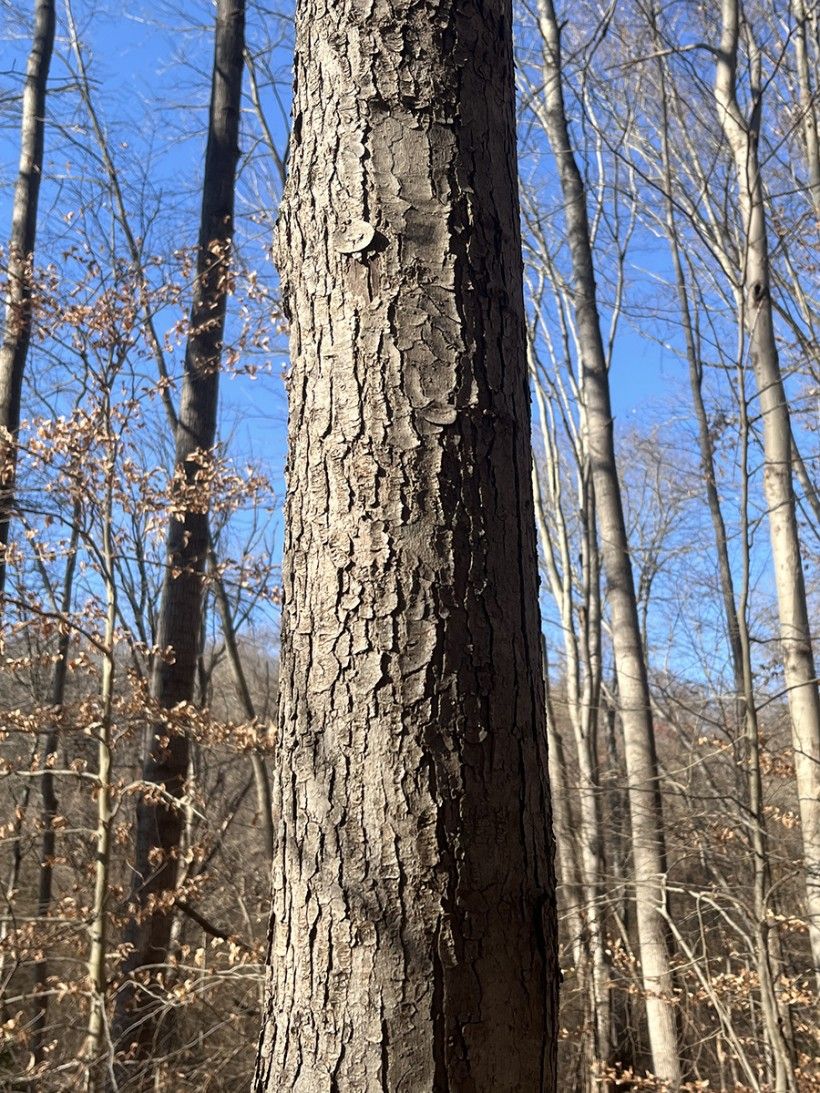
531 357 612 1085
541 630 593 1086
576 479 614 1088
715 0 820 990
207 539 274 859
83 453 117 1092
736 359 796 1092
252 0 559 1084
112 0 245 1078
544 666 586 974
655 43 795 1085
791 436 820 537
535 2 681 1084
31 502 81 1065
0 754 34 1010
694 295 794 1091
65 0 178 436
0 0 56 596
793 0 820 220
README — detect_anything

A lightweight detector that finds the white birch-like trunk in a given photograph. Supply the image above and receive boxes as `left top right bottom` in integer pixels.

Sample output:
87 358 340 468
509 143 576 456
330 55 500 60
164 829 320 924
535 1 681 1084
714 0 820 989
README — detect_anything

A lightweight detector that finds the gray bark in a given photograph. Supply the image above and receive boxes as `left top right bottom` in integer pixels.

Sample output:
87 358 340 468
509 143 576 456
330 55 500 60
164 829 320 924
715 0 820 990
112 0 245 1078
0 0 56 597
535 1 682 1085
653 38 795 1085
252 0 559 1086
530 355 612 1085
664 179 794 1093
793 0 820 220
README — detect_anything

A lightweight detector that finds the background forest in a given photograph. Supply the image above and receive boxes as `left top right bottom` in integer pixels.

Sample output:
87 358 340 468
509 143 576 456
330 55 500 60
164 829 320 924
0 0 819 1089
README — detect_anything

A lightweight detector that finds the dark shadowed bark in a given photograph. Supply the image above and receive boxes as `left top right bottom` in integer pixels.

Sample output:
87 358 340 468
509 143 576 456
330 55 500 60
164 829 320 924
112 0 245 1080
252 0 559 1087
0 0 56 598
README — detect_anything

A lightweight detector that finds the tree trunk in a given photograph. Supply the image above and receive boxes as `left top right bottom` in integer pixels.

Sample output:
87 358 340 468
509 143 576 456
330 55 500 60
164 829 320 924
31 503 81 1065
655 42 795 1084
715 0 820 991
530 355 612 1086
535 1 681 1085
793 0 820 221
208 539 274 860
112 0 245 1077
540 629 592 1084
83 451 117 1091
736 360 796 1093
0 0 56 597
252 0 559 1085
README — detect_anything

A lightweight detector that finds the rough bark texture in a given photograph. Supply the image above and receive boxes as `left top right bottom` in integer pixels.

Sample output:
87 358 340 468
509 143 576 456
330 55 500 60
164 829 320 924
536 1 681 1085
0 0 56 596
715 0 820 989
112 0 245 1076
253 0 559 1087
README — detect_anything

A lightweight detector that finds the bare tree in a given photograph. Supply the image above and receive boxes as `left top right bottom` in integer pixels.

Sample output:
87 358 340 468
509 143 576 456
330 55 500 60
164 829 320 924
524 245 615 1085
82 375 119 1091
30 500 80 1066
532 1 682 1084
714 0 820 989
647 33 796 1085
113 0 246 1079
792 0 820 220
0 0 56 597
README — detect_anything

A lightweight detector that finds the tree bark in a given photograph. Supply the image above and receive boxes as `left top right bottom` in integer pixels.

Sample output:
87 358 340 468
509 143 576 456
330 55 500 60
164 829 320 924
535 1 682 1085
530 351 612 1086
654 40 794 1084
0 0 56 597
252 0 559 1086
715 0 820 990
793 0 820 221
735 359 796 1092
31 502 81 1065
83 446 117 1091
112 0 245 1077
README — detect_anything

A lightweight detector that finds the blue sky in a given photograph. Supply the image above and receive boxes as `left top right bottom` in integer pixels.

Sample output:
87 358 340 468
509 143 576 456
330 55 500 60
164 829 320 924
2 0 798 692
